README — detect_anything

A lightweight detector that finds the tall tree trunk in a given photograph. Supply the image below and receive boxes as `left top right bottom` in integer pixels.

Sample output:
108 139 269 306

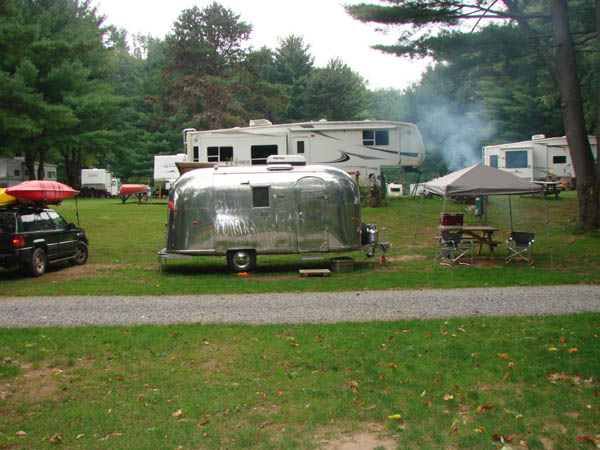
37 149 46 180
550 0 599 229
24 148 36 180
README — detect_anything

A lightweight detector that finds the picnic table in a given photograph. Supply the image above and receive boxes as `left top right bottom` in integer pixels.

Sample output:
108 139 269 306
460 225 500 259
534 181 560 198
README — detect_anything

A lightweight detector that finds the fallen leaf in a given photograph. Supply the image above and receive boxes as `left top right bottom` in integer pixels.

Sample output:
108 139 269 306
444 394 454 401
49 434 62 443
52 369 63 376
440 329 448 335
290 342 299 347
352 397 361 404
548 347 559 352
568 348 579 354
388 414 402 419
457 327 466 333
497 353 510 360
503 371 510 381
504 434 516 442
508 362 515 368
389 363 397 369
471 353 479 358
104 306 112 310
76 434 84 439
16 431 26 437
197 420 210 427
420 390 427 397
560 336 567 343
172 409 183 419
425 333 433 338
278 390 284 396
477 404 494 414
379 375 386 380
475 426 485 433
433 375 441 383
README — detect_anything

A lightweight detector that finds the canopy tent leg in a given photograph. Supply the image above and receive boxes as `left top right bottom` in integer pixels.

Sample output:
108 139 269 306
543 193 553 265
433 196 447 269
413 193 425 244
508 195 513 232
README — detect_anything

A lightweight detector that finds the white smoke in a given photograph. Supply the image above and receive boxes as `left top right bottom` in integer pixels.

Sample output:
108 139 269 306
418 99 496 171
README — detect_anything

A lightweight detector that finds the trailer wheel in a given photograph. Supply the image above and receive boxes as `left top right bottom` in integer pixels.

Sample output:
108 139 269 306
227 250 256 273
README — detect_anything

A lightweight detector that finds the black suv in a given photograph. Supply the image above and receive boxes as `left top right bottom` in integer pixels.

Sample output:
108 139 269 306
0 206 88 276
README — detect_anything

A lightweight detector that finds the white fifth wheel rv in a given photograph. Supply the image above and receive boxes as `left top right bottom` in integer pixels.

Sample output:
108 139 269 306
481 135 597 181
182 120 425 183
154 153 188 192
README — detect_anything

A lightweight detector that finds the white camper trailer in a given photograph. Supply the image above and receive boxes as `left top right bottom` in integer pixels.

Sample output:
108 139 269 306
182 120 425 183
154 154 187 192
0 158 58 188
81 168 114 197
482 135 598 182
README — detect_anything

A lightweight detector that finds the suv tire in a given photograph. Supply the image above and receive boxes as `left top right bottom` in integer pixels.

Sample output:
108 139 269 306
71 241 88 265
29 248 47 277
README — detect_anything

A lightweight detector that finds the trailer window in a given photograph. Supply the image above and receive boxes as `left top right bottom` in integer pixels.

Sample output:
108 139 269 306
251 145 278 165
553 155 567 164
297 141 305 154
252 186 270 207
362 130 389 146
489 155 498 168
193 146 199 162
505 150 528 168
207 146 233 162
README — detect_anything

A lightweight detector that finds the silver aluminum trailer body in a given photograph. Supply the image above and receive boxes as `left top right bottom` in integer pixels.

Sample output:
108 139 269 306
161 164 385 272
183 120 425 183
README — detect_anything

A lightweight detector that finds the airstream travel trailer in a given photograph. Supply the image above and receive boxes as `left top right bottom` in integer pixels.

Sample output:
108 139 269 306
481 135 598 182
182 120 425 184
158 161 390 272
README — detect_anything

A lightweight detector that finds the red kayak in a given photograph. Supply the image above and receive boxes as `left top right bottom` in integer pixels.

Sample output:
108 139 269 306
6 180 79 204
120 184 148 196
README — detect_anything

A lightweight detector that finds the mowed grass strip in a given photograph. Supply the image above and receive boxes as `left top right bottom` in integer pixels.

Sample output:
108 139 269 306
1 314 598 449
1 191 599 296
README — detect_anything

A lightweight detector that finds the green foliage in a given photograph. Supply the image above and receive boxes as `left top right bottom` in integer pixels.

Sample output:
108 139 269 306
303 58 370 121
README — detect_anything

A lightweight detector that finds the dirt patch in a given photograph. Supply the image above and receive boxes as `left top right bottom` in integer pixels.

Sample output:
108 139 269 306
322 431 397 450
385 255 428 263
1 364 60 403
42 263 123 281
317 423 397 450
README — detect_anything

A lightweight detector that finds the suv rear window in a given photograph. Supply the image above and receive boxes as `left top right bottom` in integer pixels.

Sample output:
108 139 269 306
20 212 55 232
0 213 16 233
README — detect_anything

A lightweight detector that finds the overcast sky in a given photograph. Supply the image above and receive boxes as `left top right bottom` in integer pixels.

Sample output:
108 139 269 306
93 0 430 90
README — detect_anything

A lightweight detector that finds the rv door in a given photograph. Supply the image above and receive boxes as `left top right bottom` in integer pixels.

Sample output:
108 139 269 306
296 177 328 252
291 137 310 163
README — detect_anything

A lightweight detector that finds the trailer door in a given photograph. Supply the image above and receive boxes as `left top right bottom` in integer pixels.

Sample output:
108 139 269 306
296 177 328 252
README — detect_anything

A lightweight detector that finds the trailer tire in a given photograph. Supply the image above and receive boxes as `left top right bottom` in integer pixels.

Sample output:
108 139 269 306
227 250 256 273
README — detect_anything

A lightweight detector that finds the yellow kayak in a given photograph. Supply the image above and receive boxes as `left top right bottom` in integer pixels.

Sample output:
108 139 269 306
0 188 18 206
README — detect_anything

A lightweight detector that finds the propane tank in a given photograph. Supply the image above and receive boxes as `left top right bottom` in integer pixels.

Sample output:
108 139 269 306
366 224 378 244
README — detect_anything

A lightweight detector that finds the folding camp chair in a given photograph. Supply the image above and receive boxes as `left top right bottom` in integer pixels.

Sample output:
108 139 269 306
439 232 473 266
505 231 535 266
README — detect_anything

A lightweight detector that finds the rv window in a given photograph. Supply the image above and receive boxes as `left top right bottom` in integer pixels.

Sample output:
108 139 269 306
193 146 199 162
251 145 278 165
252 186 270 207
553 155 567 164
489 155 498 168
13 169 20 177
208 146 233 162
505 150 528 169
362 130 389 146
297 141 305 154
207 147 219 162
375 130 389 145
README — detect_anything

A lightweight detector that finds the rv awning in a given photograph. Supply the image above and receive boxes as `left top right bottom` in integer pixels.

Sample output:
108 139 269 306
422 164 543 197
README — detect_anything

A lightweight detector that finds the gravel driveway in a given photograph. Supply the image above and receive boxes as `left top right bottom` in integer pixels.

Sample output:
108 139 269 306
0 285 599 328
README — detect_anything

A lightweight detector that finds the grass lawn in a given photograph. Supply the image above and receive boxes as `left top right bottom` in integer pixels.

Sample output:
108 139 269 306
1 314 599 449
1 191 598 449
0 191 598 296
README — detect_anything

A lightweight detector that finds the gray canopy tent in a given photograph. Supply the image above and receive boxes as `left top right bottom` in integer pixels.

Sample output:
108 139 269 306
413 164 552 265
